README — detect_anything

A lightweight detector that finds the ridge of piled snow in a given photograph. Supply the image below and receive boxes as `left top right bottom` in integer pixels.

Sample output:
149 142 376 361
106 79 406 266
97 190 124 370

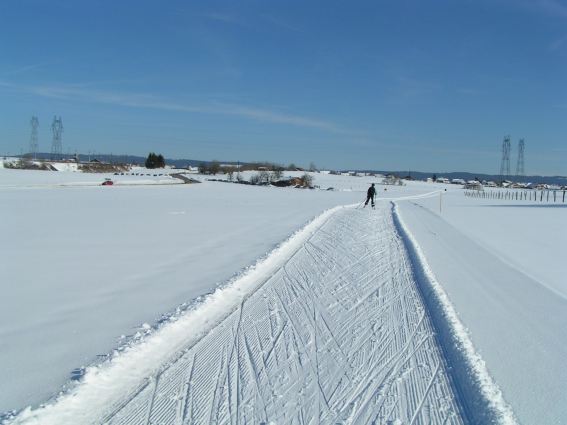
392 202 517 425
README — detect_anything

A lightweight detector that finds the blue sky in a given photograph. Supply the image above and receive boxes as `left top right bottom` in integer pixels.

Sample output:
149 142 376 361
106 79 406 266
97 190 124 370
0 0 565 175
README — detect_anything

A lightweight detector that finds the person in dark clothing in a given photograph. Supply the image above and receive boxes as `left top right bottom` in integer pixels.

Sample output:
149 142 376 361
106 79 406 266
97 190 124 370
365 183 376 207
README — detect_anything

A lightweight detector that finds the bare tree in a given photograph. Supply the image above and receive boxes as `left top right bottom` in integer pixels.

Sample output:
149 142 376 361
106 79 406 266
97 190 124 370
209 160 220 175
309 162 317 172
258 170 270 183
250 173 260 185
198 162 208 174
301 173 314 187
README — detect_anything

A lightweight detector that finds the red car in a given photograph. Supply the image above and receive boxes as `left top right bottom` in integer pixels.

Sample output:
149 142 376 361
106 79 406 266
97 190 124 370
101 180 114 186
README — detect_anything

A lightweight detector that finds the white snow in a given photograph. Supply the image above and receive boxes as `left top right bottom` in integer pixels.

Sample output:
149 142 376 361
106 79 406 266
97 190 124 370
397 191 567 424
1 168 367 411
407 189 567 298
0 167 182 187
392 202 516 424
11 204 469 425
1 167 565 424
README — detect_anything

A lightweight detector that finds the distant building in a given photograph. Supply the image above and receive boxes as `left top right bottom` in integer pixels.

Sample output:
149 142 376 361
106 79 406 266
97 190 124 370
464 181 483 189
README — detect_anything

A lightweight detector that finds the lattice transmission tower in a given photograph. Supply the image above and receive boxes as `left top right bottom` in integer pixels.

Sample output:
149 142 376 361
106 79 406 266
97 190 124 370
51 116 63 160
29 116 39 159
516 139 525 176
499 135 511 180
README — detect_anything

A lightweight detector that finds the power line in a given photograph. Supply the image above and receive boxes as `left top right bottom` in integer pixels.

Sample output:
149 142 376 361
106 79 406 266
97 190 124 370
51 116 63 160
29 116 39 159
516 139 525 176
499 135 511 180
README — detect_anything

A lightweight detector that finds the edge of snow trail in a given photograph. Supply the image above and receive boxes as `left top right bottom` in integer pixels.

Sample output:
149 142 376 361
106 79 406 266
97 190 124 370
8 204 353 425
391 201 518 425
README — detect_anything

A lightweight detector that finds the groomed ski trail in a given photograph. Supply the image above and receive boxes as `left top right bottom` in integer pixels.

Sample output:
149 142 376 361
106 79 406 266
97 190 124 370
12 203 468 425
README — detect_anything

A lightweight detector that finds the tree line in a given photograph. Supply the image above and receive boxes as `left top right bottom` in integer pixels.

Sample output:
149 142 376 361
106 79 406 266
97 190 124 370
145 152 165 169
198 161 317 175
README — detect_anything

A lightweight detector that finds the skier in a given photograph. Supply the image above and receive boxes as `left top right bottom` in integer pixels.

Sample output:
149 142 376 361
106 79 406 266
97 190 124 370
364 183 376 208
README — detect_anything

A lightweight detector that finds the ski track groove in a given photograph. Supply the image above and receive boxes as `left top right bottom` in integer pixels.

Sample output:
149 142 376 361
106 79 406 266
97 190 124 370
91 205 467 424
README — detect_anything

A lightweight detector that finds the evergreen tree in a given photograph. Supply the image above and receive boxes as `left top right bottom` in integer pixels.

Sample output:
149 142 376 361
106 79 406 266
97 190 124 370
145 152 166 169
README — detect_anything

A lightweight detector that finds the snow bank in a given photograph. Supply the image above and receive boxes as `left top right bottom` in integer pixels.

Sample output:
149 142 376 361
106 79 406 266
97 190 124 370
391 202 518 425
50 163 79 172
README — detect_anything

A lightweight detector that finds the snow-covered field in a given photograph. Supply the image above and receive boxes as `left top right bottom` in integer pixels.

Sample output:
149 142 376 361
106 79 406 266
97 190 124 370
0 167 184 187
1 167 565 424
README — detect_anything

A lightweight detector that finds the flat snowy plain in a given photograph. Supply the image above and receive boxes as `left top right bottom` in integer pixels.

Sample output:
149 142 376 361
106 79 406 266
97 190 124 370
1 167 565 424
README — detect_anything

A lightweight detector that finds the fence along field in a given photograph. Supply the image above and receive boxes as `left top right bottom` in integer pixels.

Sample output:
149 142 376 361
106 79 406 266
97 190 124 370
464 189 567 203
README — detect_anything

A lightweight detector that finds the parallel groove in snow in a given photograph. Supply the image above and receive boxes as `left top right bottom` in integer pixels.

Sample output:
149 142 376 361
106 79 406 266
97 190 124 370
7 203 471 424
104 205 464 425
392 202 518 425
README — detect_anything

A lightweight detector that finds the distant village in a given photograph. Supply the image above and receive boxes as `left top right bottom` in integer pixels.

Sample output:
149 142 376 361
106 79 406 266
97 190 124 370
2 154 565 191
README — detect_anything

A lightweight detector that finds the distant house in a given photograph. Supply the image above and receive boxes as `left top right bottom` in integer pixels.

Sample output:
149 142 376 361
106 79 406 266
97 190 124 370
511 182 529 189
451 178 466 185
465 180 483 189
382 175 404 185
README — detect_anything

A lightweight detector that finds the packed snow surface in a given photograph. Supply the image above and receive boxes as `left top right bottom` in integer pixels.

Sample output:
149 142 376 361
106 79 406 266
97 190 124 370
12 204 472 425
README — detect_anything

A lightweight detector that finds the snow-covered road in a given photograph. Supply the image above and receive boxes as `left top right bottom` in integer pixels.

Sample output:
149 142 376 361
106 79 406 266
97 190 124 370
12 203 472 424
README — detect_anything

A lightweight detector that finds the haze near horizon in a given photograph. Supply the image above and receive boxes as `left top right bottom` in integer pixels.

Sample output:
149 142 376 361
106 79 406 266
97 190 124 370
0 0 565 175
